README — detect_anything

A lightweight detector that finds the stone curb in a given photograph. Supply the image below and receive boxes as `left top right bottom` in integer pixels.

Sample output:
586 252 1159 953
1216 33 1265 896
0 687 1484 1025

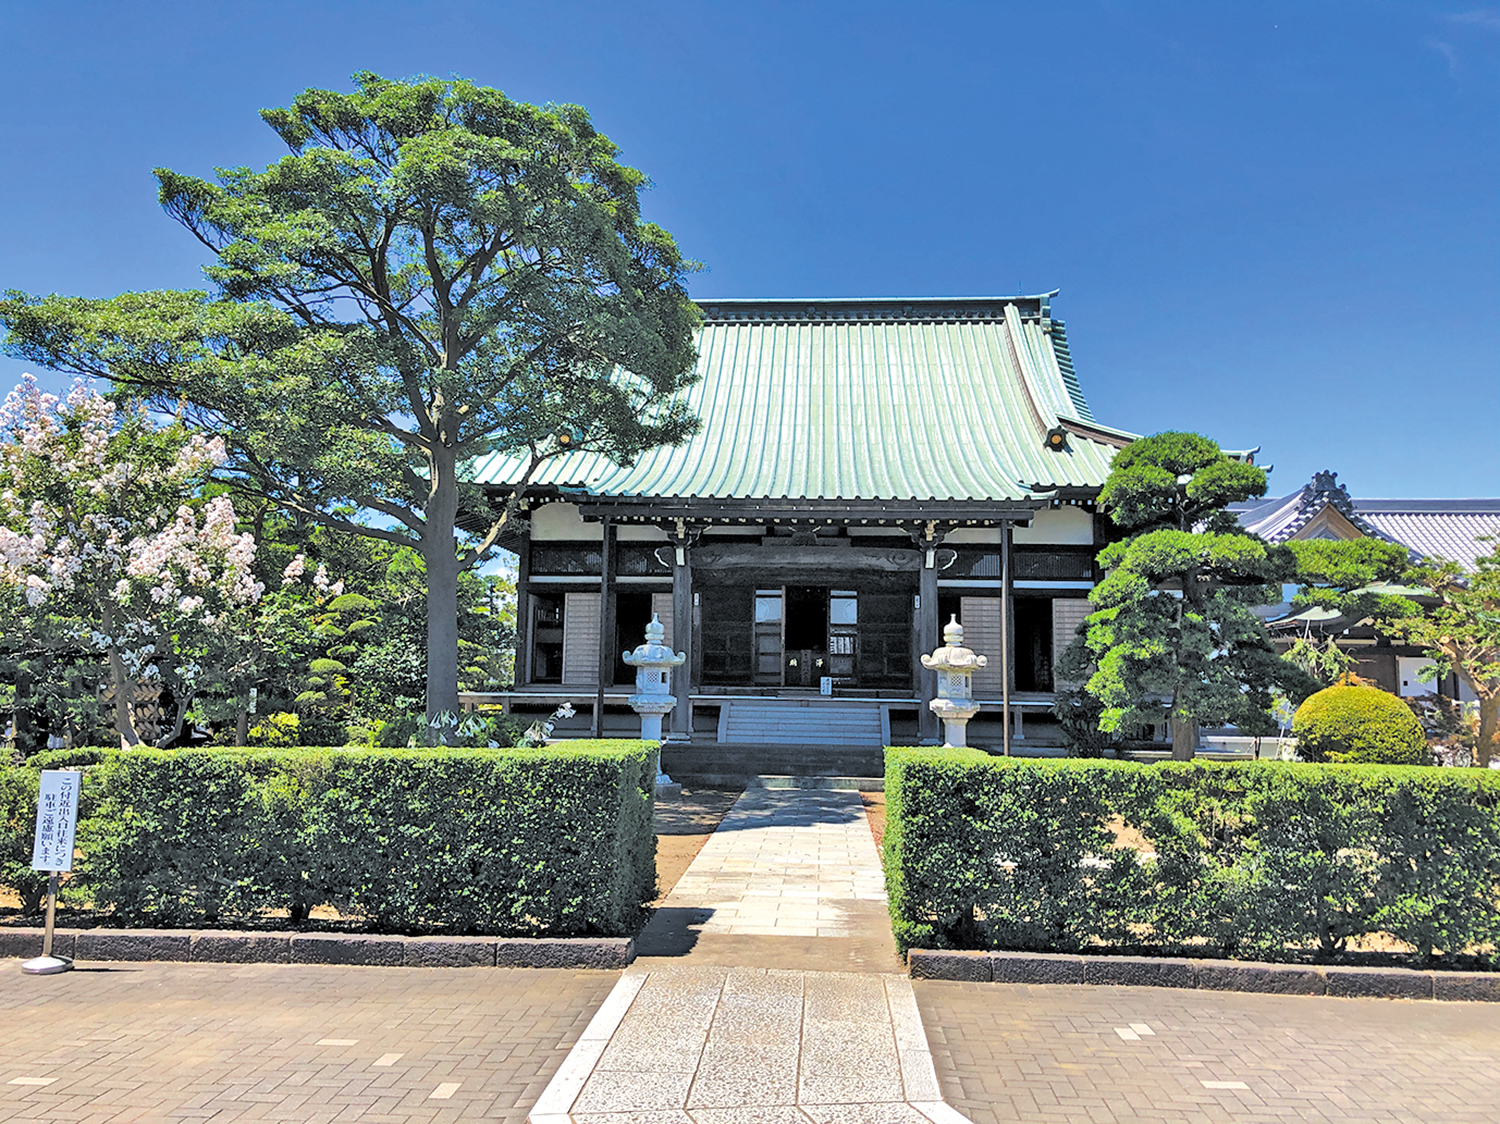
907 949 1497 1001
0 928 634 969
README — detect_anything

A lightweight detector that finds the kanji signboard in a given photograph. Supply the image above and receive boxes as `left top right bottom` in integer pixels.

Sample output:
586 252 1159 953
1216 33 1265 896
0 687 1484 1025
30 771 79 873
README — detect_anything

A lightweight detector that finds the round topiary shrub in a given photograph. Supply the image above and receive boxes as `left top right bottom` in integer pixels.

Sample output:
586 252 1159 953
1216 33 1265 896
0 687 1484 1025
1291 684 1430 765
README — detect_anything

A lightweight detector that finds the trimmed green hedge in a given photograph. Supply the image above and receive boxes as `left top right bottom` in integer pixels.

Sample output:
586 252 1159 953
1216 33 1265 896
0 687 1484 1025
1 742 656 935
884 747 1500 961
1 767 48 913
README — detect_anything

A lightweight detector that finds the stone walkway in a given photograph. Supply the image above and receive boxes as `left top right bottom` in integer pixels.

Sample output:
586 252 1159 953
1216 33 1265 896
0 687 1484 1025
531 788 973 1123
635 789 901 973
529 966 968 1124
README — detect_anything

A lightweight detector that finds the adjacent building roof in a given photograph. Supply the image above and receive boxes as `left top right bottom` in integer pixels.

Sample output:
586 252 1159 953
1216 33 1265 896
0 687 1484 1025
1236 471 1500 571
1358 500 1500 572
1236 471 1389 543
469 295 1136 505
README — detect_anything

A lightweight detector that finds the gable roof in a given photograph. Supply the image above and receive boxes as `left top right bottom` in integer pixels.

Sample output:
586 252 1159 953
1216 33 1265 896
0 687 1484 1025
1235 471 1388 543
1235 471 1500 571
469 294 1135 505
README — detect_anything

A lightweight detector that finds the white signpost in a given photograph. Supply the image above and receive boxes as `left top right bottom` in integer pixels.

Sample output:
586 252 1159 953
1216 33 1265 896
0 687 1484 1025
23 770 79 975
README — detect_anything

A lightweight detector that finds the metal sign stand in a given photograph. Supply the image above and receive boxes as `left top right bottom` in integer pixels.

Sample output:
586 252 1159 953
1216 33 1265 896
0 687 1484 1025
22 872 71 975
22 770 79 975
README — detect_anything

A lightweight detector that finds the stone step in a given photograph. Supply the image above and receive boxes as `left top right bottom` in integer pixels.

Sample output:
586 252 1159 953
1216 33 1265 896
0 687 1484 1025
720 699 886 747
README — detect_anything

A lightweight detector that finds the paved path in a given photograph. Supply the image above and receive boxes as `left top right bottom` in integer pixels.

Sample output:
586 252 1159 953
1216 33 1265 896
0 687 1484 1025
533 789 974 1123
636 788 901 972
529 965 967 1124
0 962 614 1123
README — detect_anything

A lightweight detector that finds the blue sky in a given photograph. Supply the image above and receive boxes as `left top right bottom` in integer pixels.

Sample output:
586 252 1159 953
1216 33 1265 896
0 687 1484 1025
1 1 1495 498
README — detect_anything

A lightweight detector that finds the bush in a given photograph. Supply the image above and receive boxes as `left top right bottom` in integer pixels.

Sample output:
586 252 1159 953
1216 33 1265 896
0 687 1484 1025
1051 686 1116 758
24 746 112 770
883 747 1500 961
1293 685 1430 765
1 742 657 935
0 768 49 913
247 712 302 747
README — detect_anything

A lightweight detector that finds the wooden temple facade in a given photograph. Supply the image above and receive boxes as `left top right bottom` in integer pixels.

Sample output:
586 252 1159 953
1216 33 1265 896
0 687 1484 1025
471 294 1138 749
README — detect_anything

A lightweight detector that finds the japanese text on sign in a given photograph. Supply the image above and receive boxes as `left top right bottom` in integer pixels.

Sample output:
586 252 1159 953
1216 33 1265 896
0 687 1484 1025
30 770 79 872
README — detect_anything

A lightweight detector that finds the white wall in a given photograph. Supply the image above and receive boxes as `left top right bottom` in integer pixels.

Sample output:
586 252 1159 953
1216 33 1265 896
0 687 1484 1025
529 502 667 542
531 503 597 541
1012 506 1095 545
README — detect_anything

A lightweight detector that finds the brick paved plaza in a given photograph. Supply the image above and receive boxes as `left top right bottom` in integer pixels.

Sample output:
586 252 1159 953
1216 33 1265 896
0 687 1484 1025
0 963 614 1123
918 979 1500 1124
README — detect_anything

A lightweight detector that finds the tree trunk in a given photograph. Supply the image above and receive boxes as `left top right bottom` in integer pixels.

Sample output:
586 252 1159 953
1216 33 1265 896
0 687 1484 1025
1477 694 1497 770
14 663 37 757
235 707 249 747
100 601 140 748
424 446 462 741
1170 706 1198 761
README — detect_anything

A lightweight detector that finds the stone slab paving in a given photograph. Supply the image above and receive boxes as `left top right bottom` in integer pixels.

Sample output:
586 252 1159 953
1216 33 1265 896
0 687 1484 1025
0 960 616 1123
656 789 888 937
915 979 1500 1123
636 788 902 973
533 790 973 1123
529 966 972 1124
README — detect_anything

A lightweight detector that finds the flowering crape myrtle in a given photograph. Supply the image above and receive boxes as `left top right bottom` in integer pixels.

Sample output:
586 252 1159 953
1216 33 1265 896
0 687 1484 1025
0 376 262 746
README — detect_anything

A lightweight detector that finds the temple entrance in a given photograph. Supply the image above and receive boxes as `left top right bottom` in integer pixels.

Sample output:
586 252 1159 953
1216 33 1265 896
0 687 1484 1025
783 585 830 687
705 582 909 691
1015 597 1054 692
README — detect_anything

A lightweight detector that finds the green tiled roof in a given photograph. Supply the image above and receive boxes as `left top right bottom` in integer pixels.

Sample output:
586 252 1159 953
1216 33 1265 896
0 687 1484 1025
470 295 1135 503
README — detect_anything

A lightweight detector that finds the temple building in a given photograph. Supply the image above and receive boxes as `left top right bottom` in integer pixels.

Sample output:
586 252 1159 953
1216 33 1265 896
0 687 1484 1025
469 294 1153 757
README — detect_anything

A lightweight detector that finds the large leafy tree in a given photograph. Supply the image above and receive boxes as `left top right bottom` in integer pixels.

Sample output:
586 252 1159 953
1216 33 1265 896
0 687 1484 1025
1081 432 1313 759
1388 541 1500 768
1 72 701 735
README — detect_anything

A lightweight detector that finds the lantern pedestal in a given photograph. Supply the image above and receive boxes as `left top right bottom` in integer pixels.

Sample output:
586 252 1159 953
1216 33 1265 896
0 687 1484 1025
623 615 687 797
921 616 989 749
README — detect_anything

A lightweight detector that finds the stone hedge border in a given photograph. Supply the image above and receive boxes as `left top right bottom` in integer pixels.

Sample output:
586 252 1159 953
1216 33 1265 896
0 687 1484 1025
0 928 634 970
909 949 1500 1002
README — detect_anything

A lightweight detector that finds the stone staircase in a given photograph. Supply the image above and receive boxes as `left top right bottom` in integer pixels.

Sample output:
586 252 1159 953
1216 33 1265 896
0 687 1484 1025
717 697 886 746
660 742 886 786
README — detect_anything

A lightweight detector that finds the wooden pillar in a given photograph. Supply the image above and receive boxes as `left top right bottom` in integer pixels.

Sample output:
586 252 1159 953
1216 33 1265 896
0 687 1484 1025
592 518 616 737
514 525 532 688
917 556 939 744
1002 520 1013 756
669 538 693 740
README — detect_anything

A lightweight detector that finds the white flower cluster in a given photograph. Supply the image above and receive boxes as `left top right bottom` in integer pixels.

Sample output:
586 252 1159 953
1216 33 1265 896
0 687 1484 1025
0 376 262 618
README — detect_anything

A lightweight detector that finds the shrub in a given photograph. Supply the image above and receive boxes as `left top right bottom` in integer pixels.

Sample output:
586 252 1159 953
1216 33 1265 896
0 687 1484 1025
72 742 656 934
247 712 302 747
1051 686 1116 758
0 767 48 913
883 748 1500 961
1293 685 1430 765
24 746 112 770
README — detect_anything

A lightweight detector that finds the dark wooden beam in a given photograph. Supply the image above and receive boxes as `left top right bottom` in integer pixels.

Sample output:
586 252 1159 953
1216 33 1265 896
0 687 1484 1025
669 539 693 741
592 518 616 737
515 524 532 688
1002 521 1013 756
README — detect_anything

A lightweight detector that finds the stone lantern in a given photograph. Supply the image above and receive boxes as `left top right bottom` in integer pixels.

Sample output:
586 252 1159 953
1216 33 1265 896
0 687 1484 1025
921 615 987 747
623 614 686 793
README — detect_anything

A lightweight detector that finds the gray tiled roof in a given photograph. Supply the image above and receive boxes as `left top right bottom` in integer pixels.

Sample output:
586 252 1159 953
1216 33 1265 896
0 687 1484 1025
1358 502 1500 572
